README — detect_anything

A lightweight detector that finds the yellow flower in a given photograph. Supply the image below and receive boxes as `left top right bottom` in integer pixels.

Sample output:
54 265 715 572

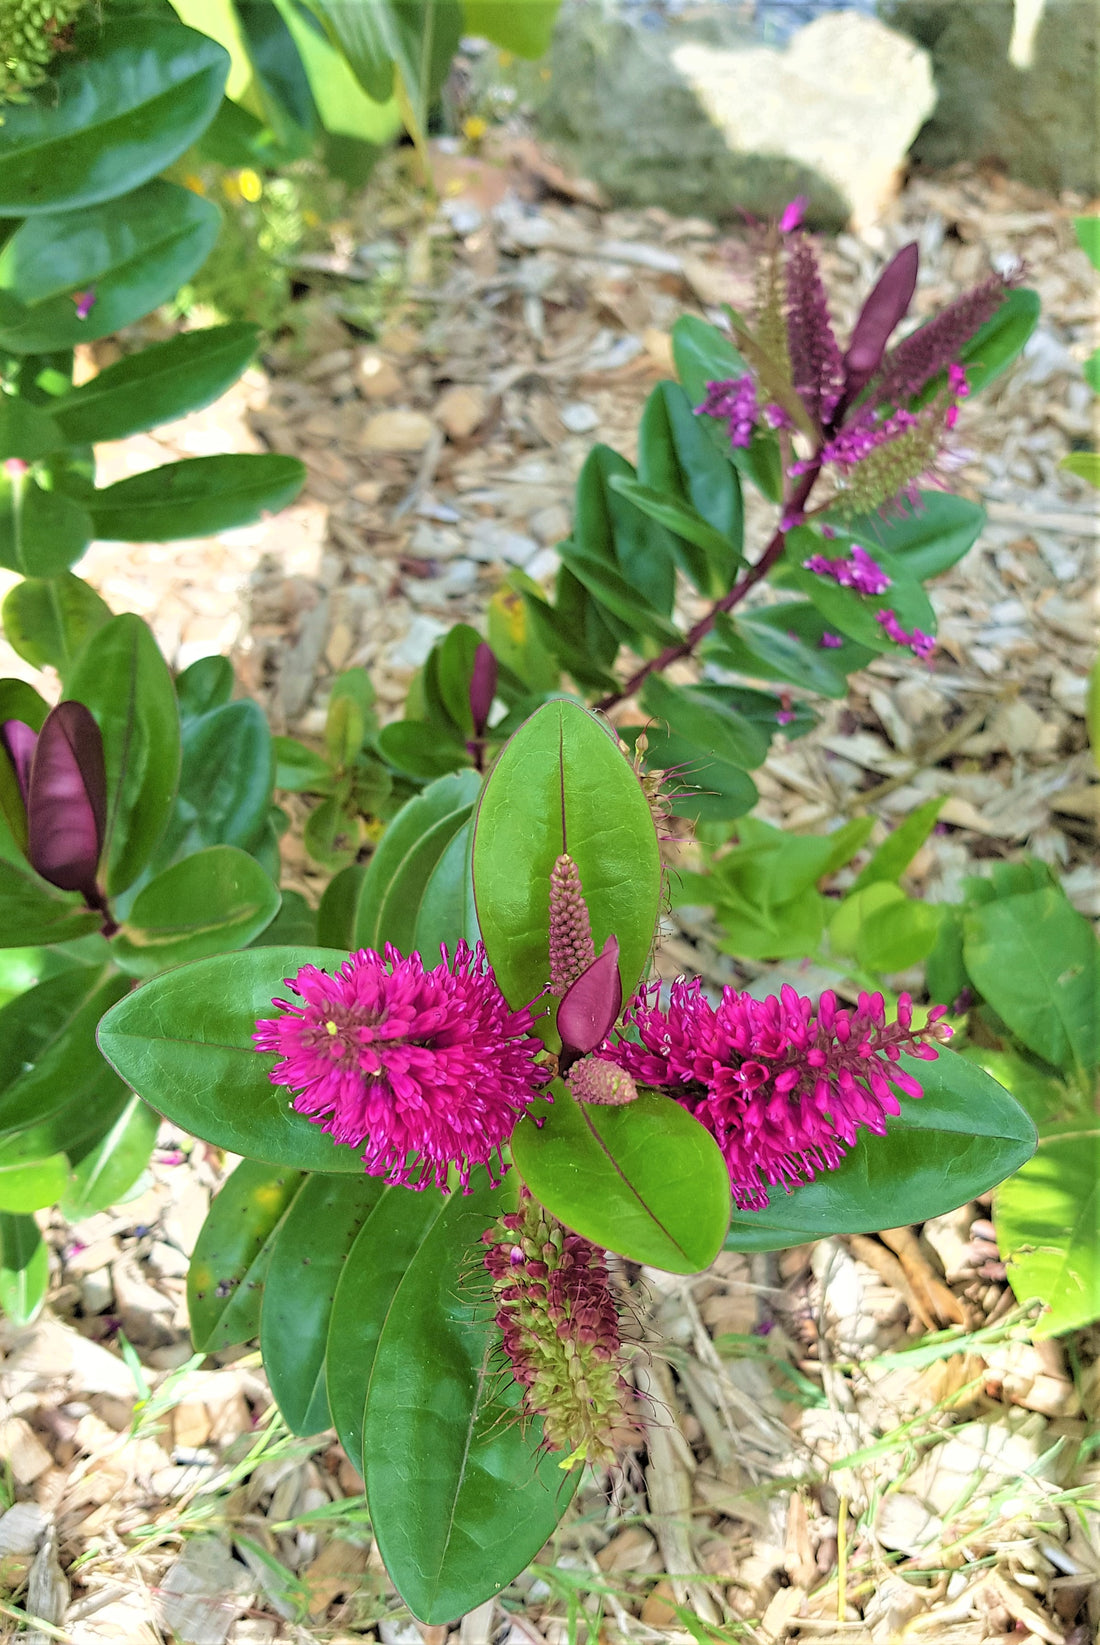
182 173 207 196
462 114 488 143
221 173 241 203
238 168 263 203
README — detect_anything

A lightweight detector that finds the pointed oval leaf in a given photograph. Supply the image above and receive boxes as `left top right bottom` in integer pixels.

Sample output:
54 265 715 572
0 474 92 577
995 1125 1100 1340
354 770 481 952
263 1172 386 1436
60 1092 159 1221
413 819 480 958
511 1081 730 1273
0 22 229 213
362 1179 575 1624
151 699 274 871
0 966 130 1140
111 845 280 978
0 1212 47 1327
54 324 260 445
0 574 112 678
472 699 661 1041
66 614 181 896
0 856 101 948
0 180 221 354
723 1048 1036 1252
326 1186 446 1471
97 947 367 1172
189 1158 305 1352
89 454 305 541
641 674 770 771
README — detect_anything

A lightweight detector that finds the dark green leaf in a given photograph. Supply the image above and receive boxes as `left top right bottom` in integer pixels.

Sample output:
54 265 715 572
355 770 480 952
376 719 469 781
0 180 221 354
263 1172 385 1435
609 476 738 589
176 653 234 722
90 454 305 541
414 819 479 956
834 493 985 581
959 288 1040 397
273 735 329 792
635 380 743 595
573 444 677 623
671 315 782 500
97 947 366 1171
641 674 769 771
0 397 63 462
66 614 181 895
0 966 129 1140
111 846 280 978
512 1082 730 1272
0 473 92 577
963 887 1099 1074
305 0 463 136
0 1211 47 1326
362 1178 574 1624
472 700 661 1041
0 856 101 948
706 610 850 698
0 679 48 733
151 700 273 870
619 723 758 823
60 1093 159 1221
326 1185 444 1472
250 888 315 948
318 863 365 950
0 22 228 214
724 1049 1036 1251
0 573 111 676
303 792 358 870
53 324 259 445
188 1159 305 1352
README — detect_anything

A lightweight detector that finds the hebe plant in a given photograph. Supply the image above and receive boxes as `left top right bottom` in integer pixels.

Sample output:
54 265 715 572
0 3 1064 1628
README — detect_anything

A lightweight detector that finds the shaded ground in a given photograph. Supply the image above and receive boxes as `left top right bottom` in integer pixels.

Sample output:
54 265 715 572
0 148 1097 1644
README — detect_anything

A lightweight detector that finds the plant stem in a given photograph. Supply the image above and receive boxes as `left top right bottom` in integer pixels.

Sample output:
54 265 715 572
593 462 821 714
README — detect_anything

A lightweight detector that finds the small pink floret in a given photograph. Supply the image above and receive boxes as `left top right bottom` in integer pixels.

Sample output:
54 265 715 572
253 942 547 1192
779 195 808 234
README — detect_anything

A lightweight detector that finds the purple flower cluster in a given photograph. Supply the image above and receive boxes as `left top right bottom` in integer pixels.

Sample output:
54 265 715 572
253 943 547 1191
599 980 951 1210
803 543 891 596
877 608 936 660
696 374 758 449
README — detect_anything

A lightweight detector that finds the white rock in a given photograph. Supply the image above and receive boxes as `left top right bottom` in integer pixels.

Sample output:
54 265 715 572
560 401 600 434
388 614 448 670
528 502 571 545
0 1501 47 1556
80 1268 114 1316
360 409 435 453
379 1620 423 1645
673 13 936 231
148 1239 191 1280
525 546 562 584
465 523 541 567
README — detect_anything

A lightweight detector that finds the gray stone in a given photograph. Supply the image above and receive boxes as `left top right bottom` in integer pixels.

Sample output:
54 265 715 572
80 1268 114 1316
465 523 541 567
884 0 1099 195
560 401 600 434
388 613 448 669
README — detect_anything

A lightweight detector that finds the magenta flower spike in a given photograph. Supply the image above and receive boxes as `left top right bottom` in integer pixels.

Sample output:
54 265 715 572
548 852 596 997
468 642 498 738
23 703 106 899
839 241 920 412
601 979 951 1209
556 935 622 1060
785 233 844 427
872 271 1014 408
253 941 547 1191
779 195 807 234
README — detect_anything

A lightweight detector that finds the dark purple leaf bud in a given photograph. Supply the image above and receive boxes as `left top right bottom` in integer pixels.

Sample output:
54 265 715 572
1 719 36 803
840 242 919 408
556 935 622 1057
469 642 498 738
27 702 107 899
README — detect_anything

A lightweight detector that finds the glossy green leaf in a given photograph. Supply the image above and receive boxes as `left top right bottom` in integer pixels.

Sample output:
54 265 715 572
111 846 280 978
512 1082 730 1272
263 1172 384 1436
635 379 743 596
0 1141 69 1213
995 1123 1100 1338
489 573 560 697
176 653 234 722
66 614 181 896
97 947 365 1172
355 770 480 952
851 797 946 890
609 477 737 586
0 966 129 1139
963 888 1099 1074
53 324 259 445
472 699 661 1038
0 855 102 948
0 573 112 677
641 674 769 772
267 0 400 147
572 444 677 623
189 1158 305 1352
706 610 850 698
832 884 943 973
273 736 329 792
303 792 358 871
958 288 1040 396
724 1049 1036 1252
0 474 92 577
557 543 680 645
0 180 221 354
620 723 759 823
326 1186 444 1470
462 0 559 55
376 720 469 781
362 1178 573 1624
414 819 479 956
0 1212 47 1326
836 493 986 581
0 21 228 213
318 863 365 950
90 453 305 541
150 700 273 876
251 887 315 949
60 1093 159 1221
0 679 48 733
